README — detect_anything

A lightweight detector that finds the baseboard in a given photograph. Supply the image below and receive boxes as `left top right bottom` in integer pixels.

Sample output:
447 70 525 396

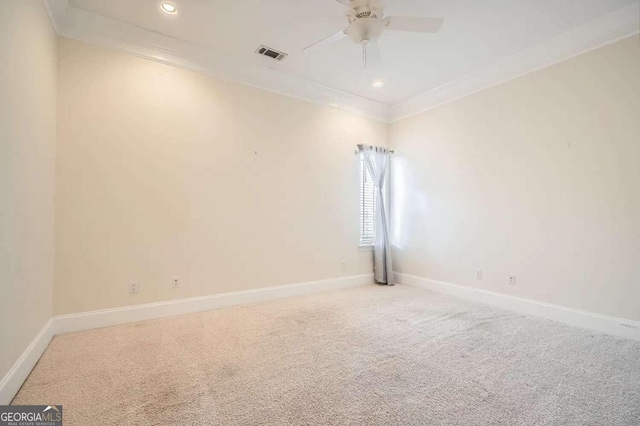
0 319 55 405
395 273 640 341
0 274 372 404
53 274 373 335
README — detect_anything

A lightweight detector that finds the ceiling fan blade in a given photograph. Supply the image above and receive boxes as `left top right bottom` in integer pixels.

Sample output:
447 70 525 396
382 16 444 33
335 0 352 6
303 29 346 52
364 40 382 69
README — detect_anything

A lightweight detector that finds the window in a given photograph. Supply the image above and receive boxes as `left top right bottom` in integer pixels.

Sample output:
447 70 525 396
359 154 376 246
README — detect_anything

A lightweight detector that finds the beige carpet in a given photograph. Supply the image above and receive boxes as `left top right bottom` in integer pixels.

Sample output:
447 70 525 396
13 285 640 425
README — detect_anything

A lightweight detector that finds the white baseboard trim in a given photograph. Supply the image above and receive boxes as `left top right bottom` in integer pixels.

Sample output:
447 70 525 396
0 274 372 404
395 273 640 341
0 319 55 405
53 274 373 335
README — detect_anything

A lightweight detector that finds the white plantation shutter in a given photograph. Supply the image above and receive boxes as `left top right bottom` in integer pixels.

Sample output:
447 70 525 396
360 154 376 246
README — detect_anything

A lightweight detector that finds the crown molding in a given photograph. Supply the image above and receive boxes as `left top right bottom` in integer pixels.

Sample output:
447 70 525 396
390 2 640 122
43 1 639 124
42 0 391 122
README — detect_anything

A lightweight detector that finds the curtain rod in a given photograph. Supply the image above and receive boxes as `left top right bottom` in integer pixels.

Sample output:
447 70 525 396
354 150 395 156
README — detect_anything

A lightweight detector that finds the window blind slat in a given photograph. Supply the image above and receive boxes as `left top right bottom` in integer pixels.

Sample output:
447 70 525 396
359 155 376 246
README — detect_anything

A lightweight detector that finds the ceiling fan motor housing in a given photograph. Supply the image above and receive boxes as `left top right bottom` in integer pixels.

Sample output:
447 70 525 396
346 17 384 45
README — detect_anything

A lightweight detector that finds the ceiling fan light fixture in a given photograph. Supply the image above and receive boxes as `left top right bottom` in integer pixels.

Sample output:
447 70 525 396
161 2 177 14
304 1 444 67
347 17 384 44
372 80 384 87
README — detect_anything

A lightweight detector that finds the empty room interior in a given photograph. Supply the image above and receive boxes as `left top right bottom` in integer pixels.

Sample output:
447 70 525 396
2 0 640 424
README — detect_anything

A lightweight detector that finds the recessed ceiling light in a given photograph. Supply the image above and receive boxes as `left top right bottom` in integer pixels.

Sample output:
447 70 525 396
372 80 384 87
161 2 177 14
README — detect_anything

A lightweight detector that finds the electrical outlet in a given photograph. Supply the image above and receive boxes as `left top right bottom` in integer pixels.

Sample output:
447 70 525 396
341 260 347 272
475 269 483 280
172 277 179 289
128 281 139 294
508 275 517 285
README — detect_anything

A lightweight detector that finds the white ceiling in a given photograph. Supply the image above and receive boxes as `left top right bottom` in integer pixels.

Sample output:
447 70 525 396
48 0 640 120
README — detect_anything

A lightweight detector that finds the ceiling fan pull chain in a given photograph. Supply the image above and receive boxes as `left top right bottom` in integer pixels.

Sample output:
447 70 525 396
363 44 367 69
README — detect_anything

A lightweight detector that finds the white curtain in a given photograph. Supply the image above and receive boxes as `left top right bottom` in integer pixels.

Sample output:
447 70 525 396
358 144 394 285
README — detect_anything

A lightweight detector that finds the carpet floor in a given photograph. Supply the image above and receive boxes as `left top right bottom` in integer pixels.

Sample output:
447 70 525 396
13 285 640 425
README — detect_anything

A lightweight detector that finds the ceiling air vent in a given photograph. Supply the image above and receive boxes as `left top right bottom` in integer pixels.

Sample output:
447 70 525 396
255 45 288 61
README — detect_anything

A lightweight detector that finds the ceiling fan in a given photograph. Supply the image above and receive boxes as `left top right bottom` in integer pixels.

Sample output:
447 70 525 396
303 0 444 68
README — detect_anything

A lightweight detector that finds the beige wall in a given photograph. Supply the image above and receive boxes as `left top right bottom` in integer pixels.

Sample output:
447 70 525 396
54 38 387 315
391 35 640 321
0 1 57 378
5 9 636 329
